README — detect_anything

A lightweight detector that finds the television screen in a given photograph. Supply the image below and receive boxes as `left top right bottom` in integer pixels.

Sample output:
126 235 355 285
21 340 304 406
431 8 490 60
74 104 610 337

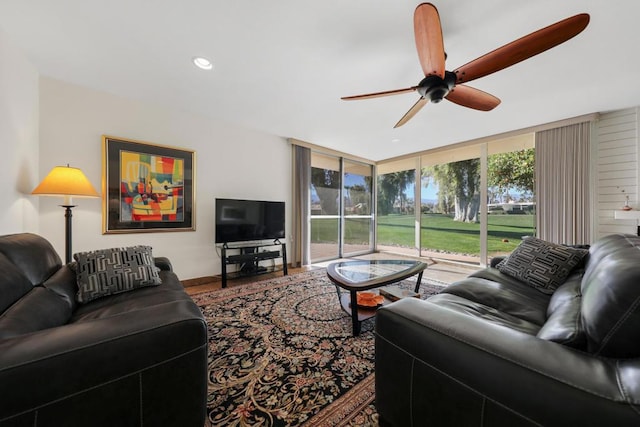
215 198 285 244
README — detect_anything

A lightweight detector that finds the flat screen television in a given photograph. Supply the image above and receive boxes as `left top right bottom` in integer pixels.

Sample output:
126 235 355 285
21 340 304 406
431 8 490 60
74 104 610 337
215 198 285 244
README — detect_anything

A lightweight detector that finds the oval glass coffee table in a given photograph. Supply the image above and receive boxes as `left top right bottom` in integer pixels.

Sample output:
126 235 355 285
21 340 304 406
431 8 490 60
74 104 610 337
326 259 428 336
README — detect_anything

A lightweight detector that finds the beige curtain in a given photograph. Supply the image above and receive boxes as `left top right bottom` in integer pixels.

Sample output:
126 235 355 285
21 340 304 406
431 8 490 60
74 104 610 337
535 122 591 244
291 144 311 267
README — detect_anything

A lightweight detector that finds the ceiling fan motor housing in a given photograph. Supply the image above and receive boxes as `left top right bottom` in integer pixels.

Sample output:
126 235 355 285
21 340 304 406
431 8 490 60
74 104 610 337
417 71 456 103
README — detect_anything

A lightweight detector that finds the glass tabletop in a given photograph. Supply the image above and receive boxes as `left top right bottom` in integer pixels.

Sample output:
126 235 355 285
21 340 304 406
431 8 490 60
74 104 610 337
327 259 427 290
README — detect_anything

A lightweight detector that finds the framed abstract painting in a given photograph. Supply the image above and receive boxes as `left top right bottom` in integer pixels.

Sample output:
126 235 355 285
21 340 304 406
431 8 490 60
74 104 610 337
102 135 196 233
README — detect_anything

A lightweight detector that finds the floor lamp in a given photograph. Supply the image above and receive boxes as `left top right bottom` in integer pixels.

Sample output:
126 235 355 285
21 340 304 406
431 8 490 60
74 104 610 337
32 165 99 263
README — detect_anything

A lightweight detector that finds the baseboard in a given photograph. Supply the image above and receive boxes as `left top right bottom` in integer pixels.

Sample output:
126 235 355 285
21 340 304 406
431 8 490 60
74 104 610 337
182 276 220 287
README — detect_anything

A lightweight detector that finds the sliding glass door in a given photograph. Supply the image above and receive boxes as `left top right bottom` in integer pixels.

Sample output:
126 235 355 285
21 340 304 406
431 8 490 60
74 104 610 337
310 153 374 262
310 153 341 261
376 169 416 253
343 160 374 256
486 138 536 263
375 158 419 257
421 148 481 263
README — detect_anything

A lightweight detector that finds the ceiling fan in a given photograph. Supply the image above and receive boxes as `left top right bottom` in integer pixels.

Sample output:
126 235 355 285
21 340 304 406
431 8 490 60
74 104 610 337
342 3 590 128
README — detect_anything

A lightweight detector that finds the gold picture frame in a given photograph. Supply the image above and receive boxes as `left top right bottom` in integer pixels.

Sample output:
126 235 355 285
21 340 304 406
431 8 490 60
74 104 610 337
102 135 196 234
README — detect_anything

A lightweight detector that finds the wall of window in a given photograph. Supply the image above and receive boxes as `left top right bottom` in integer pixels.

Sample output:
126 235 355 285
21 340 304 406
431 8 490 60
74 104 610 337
376 158 418 256
486 136 536 261
376 134 535 266
376 166 417 252
310 152 374 262
421 145 481 263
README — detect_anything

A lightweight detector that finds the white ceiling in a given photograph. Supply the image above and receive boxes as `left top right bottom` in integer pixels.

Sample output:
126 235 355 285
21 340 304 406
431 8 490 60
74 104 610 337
1 0 638 161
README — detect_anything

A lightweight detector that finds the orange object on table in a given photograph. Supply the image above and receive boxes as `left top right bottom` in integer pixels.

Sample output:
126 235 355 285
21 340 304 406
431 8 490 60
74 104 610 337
356 292 384 307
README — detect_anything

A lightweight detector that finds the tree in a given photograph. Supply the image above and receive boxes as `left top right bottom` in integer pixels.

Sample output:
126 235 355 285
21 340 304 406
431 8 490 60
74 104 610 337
488 149 535 202
345 184 369 214
311 168 340 214
423 159 480 222
377 170 415 215
422 148 536 221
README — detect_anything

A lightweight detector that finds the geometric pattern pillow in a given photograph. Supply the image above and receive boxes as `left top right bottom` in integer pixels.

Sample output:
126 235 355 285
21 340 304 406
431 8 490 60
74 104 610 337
496 237 588 294
74 246 161 304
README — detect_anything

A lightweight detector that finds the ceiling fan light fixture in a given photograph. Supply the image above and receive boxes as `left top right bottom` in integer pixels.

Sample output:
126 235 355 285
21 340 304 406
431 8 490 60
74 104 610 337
192 56 213 70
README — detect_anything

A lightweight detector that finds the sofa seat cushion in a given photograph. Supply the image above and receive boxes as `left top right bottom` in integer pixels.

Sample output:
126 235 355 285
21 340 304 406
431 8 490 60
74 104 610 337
71 271 189 323
441 270 551 326
426 293 542 335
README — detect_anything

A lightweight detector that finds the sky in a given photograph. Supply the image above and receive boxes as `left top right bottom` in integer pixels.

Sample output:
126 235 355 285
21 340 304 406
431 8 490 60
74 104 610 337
311 174 439 204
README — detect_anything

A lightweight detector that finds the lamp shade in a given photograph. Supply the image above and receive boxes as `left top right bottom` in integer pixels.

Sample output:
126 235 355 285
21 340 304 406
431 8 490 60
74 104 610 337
32 165 99 203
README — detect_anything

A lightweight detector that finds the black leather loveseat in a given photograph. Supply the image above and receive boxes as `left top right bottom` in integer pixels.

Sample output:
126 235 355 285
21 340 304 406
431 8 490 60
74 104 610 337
376 233 640 426
0 233 208 427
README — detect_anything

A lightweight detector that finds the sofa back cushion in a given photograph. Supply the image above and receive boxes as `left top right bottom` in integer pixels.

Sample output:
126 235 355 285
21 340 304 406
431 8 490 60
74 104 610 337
42 264 79 313
0 233 62 286
536 273 585 348
581 234 640 357
0 254 34 313
0 287 72 340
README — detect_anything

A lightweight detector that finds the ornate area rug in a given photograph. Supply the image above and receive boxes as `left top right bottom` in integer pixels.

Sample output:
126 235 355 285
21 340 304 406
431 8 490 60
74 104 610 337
191 269 447 426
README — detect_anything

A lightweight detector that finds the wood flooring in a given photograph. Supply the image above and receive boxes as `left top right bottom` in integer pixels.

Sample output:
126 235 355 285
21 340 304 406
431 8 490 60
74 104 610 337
182 255 478 296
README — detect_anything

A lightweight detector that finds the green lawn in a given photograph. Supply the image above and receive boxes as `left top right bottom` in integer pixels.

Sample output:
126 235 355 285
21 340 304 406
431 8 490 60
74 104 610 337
312 213 535 256
379 213 535 255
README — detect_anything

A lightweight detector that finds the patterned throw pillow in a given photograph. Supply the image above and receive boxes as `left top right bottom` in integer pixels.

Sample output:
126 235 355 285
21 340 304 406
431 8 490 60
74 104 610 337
74 246 161 304
496 237 588 294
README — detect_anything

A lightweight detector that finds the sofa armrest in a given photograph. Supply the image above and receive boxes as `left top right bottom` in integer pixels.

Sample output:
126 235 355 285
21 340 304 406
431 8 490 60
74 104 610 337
154 256 173 271
375 298 640 426
0 299 207 426
489 255 506 268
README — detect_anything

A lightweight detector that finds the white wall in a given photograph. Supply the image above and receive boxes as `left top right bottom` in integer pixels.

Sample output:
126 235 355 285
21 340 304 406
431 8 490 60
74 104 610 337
0 28 39 234
595 108 639 238
39 77 291 280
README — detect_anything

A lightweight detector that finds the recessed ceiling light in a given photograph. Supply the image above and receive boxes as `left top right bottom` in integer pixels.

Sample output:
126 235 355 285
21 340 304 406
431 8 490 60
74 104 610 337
192 56 213 70
392 138 400 143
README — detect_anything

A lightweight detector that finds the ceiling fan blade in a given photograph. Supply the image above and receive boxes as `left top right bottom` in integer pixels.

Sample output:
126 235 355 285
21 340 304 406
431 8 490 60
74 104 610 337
453 13 590 84
394 97 429 128
445 85 501 111
414 3 446 78
341 86 417 101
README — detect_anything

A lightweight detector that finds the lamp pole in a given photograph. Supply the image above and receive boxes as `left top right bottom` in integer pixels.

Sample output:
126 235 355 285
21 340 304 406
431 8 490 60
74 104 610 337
62 204 76 264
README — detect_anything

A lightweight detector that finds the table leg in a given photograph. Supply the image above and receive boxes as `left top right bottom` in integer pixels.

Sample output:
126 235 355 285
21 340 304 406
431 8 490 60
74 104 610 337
414 271 424 293
350 290 360 336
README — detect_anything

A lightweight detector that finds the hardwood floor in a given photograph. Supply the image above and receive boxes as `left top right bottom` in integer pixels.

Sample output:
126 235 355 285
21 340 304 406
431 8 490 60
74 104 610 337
182 265 315 295
182 254 479 296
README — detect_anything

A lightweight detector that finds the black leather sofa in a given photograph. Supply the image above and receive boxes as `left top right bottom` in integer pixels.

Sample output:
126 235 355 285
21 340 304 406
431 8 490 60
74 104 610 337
376 233 640 426
0 233 208 427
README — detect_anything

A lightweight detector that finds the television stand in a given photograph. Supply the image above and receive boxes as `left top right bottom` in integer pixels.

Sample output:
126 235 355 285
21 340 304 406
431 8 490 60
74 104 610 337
220 240 288 288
